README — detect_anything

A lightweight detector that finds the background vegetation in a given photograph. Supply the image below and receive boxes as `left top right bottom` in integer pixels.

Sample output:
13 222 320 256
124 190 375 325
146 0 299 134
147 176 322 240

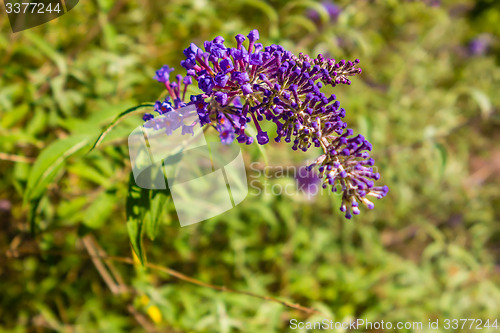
1 0 499 332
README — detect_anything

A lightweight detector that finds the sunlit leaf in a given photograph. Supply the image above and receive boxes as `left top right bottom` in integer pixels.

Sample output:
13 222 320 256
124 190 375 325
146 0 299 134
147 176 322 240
126 172 150 266
24 135 91 204
146 189 170 241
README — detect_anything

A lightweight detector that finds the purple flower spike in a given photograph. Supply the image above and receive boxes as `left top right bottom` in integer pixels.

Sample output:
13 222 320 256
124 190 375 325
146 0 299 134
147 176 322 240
256 131 269 145
210 43 227 59
241 84 253 95
216 114 235 145
214 72 229 87
220 58 234 73
213 36 225 44
235 34 246 45
143 113 154 121
249 53 263 65
147 29 387 219
215 92 228 106
198 74 215 94
153 65 174 83
247 29 260 53
219 131 234 144
247 29 259 42
183 43 199 57
231 71 250 84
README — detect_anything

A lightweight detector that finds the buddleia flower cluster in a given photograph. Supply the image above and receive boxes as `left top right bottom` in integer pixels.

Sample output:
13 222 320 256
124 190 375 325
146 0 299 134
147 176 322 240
144 29 388 219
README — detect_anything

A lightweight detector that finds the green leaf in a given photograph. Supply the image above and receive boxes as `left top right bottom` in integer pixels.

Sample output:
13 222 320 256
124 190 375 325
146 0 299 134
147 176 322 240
1 104 30 128
58 197 88 225
0 130 41 147
24 135 91 233
67 162 112 187
24 135 91 205
146 189 171 241
28 197 42 236
83 191 116 229
25 107 48 136
24 31 68 78
470 88 493 119
50 76 78 116
89 103 154 152
433 142 447 177
126 172 150 266
34 303 63 331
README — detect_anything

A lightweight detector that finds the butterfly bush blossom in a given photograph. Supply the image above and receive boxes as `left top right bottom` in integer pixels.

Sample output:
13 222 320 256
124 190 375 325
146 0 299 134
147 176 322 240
144 29 388 219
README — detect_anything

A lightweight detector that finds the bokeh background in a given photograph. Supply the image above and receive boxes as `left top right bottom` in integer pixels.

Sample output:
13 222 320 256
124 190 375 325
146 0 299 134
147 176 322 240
1 0 499 332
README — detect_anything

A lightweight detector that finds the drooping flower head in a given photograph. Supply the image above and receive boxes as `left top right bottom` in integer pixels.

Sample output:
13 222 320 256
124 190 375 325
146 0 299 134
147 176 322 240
147 30 388 218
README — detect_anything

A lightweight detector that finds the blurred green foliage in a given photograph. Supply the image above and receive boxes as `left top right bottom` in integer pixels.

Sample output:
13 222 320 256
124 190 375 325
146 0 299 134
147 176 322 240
0 0 499 332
